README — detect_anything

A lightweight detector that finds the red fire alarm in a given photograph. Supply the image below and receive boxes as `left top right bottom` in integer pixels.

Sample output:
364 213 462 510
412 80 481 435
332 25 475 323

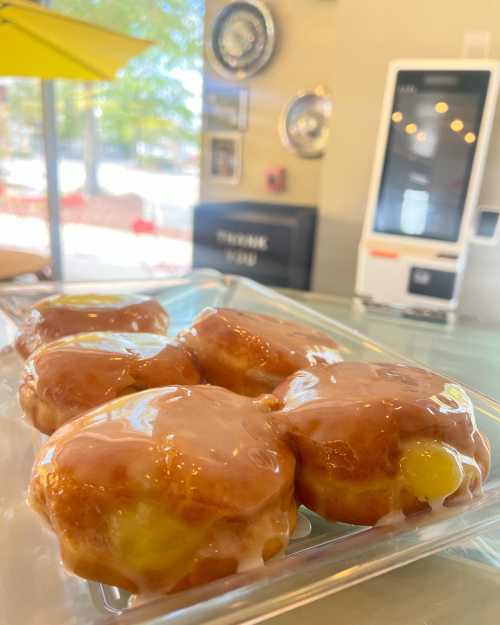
265 167 287 193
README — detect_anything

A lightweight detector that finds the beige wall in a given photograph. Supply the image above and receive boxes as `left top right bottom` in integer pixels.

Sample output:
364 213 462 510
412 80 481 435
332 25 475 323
313 0 500 296
201 0 500 297
201 0 336 206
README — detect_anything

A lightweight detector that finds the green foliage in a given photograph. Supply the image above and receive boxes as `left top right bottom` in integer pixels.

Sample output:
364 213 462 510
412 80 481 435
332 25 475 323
53 0 203 70
58 81 81 142
50 0 204 157
3 80 43 158
5 80 41 130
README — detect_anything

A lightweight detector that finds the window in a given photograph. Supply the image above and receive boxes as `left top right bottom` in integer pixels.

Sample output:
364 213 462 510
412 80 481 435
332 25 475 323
0 0 203 281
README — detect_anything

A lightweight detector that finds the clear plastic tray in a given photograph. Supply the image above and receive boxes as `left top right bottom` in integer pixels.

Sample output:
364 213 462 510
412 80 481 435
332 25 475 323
2 271 500 625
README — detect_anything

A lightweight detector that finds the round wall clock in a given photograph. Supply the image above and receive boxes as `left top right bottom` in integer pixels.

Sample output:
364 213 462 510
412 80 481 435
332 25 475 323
280 89 333 159
209 0 276 80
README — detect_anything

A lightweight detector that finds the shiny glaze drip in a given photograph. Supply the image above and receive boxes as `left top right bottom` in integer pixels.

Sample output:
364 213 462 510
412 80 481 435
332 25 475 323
15 293 169 359
19 332 201 434
180 307 342 397
30 386 295 594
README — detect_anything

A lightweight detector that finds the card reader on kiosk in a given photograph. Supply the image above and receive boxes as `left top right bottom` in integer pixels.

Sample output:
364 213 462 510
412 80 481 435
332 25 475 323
356 60 500 312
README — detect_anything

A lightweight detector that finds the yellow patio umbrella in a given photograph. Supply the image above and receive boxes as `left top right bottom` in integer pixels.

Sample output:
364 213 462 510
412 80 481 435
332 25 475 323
0 0 152 80
0 0 154 279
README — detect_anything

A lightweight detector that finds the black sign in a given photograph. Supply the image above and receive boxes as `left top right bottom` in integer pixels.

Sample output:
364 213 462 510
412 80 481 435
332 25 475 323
193 202 317 290
408 266 457 300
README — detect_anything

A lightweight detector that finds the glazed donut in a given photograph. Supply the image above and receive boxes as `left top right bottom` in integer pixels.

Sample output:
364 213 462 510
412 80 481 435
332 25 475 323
15 293 168 359
30 386 296 595
19 332 201 435
272 362 490 526
180 307 342 396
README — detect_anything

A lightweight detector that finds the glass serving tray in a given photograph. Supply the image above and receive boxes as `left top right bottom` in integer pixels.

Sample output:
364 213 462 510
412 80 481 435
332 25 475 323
2 271 500 625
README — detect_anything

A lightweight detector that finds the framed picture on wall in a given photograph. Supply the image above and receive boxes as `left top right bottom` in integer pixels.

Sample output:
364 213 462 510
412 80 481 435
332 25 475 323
207 133 242 184
204 85 249 132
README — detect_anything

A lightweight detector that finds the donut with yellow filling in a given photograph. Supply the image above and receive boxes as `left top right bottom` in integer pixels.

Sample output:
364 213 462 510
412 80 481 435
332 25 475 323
19 332 201 435
272 362 490 526
180 307 342 397
15 293 168 359
30 386 296 595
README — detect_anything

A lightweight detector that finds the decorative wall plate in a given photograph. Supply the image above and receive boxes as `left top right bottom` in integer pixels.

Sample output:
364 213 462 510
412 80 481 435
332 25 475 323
280 89 332 158
208 0 276 80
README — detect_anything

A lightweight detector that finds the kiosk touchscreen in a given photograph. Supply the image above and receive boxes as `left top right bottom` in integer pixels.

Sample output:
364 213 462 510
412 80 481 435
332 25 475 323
356 61 499 311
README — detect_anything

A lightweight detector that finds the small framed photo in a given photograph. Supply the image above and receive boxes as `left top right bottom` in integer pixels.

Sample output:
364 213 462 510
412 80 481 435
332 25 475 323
204 86 249 132
207 133 242 184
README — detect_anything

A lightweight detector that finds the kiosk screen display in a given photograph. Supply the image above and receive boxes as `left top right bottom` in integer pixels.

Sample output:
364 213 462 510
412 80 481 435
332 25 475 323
374 70 490 242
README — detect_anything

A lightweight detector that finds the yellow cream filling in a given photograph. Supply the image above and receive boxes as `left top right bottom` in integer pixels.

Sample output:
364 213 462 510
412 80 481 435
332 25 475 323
109 502 208 573
299 439 473 519
400 440 464 503
49 294 123 307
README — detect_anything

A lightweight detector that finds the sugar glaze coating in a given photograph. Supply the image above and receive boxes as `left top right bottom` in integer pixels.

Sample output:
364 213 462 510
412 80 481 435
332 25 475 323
180 307 342 396
15 293 169 359
20 332 201 434
273 362 490 525
30 386 296 594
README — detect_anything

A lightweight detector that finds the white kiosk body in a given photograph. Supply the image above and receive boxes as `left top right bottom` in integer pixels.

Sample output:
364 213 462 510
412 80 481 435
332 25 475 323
460 206 500 320
356 60 499 311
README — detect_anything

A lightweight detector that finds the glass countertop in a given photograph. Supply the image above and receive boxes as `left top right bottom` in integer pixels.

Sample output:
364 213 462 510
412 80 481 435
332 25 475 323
283 289 500 400
265 527 500 625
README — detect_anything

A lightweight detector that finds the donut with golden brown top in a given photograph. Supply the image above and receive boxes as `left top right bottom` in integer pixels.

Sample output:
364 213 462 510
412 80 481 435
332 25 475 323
30 386 296 595
272 362 490 526
15 293 168 359
179 307 342 397
19 332 201 435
